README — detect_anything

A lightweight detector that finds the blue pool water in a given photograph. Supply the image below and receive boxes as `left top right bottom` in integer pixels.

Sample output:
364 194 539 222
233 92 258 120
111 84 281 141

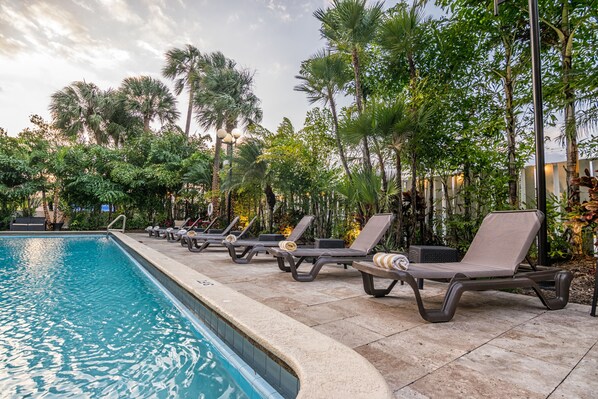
0 236 265 398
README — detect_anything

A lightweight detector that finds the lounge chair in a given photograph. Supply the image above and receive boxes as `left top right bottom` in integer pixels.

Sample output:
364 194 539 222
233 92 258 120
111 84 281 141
165 217 203 242
186 216 240 252
352 210 573 323
186 216 258 253
155 218 191 239
268 213 395 282
178 216 221 246
223 215 315 264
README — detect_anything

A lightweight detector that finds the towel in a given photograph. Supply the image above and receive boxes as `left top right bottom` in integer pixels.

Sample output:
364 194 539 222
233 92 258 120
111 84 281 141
166 227 173 232
278 240 297 252
153 225 160 230
145 226 152 231
177 229 187 236
224 234 237 243
187 230 197 237
373 253 410 271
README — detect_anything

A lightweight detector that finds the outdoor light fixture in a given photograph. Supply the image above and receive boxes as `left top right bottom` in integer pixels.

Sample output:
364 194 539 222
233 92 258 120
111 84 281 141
231 128 242 139
220 128 243 224
217 128 228 139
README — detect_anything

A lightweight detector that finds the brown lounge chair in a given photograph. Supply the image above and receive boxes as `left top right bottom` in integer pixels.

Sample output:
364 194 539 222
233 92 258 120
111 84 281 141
223 215 315 264
268 213 395 282
353 210 573 323
187 216 258 253
186 216 240 252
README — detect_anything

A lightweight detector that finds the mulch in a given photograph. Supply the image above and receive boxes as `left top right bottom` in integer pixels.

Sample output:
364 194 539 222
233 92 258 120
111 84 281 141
552 256 597 305
516 256 596 305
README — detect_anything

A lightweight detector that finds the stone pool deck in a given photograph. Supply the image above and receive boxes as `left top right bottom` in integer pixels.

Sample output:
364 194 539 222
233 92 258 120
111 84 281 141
129 233 598 399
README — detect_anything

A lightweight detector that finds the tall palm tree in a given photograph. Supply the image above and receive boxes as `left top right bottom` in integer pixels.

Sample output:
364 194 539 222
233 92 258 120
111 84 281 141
295 49 353 179
314 0 384 170
378 2 427 87
120 76 180 132
49 81 109 145
162 44 203 137
194 52 263 216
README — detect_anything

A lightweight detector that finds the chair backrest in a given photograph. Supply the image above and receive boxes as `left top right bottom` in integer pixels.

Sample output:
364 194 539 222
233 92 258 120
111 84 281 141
287 215 315 242
349 214 395 253
221 216 240 235
200 216 220 230
461 210 543 272
238 216 258 239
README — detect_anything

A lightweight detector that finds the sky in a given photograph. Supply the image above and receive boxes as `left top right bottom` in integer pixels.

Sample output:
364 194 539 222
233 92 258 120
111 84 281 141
0 0 410 138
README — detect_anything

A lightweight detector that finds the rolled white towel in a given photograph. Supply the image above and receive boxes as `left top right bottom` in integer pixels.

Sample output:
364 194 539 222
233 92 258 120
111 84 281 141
224 234 237 243
166 227 173 232
145 226 153 232
373 253 410 271
278 240 297 252
177 229 187 236
153 225 160 230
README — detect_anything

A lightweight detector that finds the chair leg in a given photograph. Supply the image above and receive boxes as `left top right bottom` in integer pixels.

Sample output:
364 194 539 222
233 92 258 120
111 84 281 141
361 272 398 297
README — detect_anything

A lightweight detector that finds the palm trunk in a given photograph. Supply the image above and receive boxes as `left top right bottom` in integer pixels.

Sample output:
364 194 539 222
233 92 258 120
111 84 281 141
211 136 222 216
328 90 352 180
427 173 434 241
394 148 403 248
373 138 388 192
52 189 60 225
561 5 579 205
350 47 371 171
41 188 50 227
410 151 417 245
503 40 518 207
185 88 194 137
143 117 150 132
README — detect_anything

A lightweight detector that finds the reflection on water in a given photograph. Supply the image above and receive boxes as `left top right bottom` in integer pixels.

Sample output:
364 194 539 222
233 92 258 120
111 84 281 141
0 236 253 399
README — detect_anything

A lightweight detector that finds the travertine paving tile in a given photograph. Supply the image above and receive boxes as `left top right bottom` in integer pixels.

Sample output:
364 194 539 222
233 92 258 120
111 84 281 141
130 233 598 399
549 343 598 399
313 319 385 348
490 314 598 368
355 344 429 391
408 363 544 399
455 344 571 396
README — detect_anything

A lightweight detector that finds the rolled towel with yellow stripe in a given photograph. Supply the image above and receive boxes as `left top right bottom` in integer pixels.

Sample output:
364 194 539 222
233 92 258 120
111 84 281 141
373 253 410 271
187 230 197 237
278 240 297 252
224 234 237 243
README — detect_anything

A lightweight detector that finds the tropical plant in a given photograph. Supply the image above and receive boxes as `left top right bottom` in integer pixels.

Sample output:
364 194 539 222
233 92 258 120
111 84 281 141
49 81 110 145
162 44 204 137
120 76 180 132
295 50 353 179
194 52 263 216
314 0 385 169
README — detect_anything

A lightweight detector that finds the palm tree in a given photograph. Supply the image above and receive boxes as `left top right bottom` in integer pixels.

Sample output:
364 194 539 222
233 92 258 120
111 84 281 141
295 49 353 179
194 52 263 216
120 76 179 132
223 137 276 231
314 0 384 170
49 81 109 145
162 44 203 137
378 1 427 89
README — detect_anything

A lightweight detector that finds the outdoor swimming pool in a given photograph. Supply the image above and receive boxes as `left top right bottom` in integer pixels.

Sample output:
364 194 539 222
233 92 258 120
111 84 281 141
0 235 279 398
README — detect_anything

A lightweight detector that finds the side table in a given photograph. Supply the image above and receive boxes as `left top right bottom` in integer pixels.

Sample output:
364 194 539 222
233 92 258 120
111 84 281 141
409 245 459 289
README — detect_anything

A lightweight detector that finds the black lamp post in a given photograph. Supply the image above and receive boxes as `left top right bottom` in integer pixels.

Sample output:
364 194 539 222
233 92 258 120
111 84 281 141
217 127 242 225
495 0 548 266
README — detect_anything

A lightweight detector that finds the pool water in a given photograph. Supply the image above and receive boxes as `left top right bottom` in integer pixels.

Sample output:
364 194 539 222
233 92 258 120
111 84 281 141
0 236 264 398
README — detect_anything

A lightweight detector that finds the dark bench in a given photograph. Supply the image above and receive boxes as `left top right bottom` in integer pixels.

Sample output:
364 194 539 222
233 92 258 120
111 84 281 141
10 217 46 231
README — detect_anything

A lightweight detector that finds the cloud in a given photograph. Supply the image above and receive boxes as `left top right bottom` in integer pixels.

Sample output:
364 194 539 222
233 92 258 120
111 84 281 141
136 40 163 58
95 0 143 24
